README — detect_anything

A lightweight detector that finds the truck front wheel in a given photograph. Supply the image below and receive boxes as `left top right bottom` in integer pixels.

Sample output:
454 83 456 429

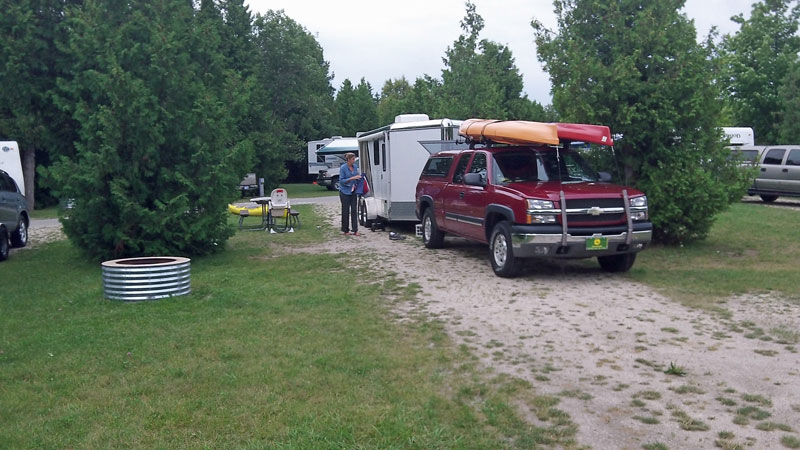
490 221 520 277
598 253 637 272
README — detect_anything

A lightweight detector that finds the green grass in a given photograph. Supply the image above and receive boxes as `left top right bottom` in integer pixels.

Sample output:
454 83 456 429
0 204 575 448
30 206 59 219
631 202 800 309
782 435 800 448
274 182 338 198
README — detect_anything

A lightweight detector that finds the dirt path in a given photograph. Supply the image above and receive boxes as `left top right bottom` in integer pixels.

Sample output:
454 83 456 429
315 203 800 450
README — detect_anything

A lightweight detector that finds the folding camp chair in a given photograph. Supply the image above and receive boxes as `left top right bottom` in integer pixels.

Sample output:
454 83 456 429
268 188 293 233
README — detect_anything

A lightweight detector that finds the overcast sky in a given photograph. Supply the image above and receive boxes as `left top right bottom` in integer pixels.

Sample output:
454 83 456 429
245 0 756 105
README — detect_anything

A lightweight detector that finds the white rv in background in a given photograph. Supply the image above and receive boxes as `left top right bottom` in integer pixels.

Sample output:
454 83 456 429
722 127 755 146
0 141 24 196
357 114 462 225
307 136 341 176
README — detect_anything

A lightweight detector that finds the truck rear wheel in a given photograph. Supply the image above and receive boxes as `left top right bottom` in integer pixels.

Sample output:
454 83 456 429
598 253 637 272
422 208 444 249
490 221 520 277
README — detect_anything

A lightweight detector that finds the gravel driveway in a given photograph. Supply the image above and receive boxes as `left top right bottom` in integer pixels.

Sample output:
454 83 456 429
315 202 800 450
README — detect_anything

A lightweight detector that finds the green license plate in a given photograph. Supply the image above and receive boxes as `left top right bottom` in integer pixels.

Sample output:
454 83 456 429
586 237 608 250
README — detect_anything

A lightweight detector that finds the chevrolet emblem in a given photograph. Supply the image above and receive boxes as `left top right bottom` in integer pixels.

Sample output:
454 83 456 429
588 206 602 216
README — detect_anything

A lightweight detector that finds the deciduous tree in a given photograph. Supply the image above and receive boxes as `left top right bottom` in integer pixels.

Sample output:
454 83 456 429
533 0 749 243
720 0 800 144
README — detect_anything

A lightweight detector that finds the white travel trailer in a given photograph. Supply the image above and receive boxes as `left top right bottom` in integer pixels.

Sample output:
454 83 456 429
0 141 24 196
357 114 462 225
307 136 340 176
722 127 755 146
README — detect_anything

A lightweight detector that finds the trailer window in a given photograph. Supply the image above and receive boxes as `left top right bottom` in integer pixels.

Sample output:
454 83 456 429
315 144 325 163
373 141 380 165
382 143 387 172
422 156 453 176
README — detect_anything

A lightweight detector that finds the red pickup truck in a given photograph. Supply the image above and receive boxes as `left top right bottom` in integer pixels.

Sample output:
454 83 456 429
415 120 652 277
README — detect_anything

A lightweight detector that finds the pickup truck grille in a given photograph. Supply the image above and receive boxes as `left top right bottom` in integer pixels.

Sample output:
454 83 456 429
566 213 625 225
564 198 626 226
565 198 623 209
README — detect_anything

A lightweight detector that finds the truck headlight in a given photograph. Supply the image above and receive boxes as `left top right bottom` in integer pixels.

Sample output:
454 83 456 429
629 196 647 208
629 195 648 221
527 199 554 210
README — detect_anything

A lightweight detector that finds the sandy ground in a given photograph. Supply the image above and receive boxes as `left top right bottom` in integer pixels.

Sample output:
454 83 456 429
24 201 800 449
313 202 800 450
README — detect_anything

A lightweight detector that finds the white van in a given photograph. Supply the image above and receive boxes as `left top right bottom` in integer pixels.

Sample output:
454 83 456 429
0 141 24 196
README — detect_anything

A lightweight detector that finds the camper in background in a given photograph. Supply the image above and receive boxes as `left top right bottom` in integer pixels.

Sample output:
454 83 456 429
315 137 359 191
723 127 755 147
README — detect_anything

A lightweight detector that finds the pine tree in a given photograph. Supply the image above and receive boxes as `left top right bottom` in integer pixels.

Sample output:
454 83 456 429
52 0 250 259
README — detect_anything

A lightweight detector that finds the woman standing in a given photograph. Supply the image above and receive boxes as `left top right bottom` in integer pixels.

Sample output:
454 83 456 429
339 152 361 235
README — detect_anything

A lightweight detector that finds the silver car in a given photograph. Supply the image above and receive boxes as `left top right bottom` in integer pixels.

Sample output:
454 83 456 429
0 169 29 261
747 145 800 202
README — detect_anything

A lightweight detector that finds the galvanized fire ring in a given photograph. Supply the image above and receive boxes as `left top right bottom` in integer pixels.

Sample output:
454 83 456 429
102 256 191 302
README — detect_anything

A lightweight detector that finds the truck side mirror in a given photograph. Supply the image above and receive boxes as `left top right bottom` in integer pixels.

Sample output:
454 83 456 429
598 171 612 182
464 172 485 186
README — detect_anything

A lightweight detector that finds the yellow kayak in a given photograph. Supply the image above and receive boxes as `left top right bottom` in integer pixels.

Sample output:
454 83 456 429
227 203 266 216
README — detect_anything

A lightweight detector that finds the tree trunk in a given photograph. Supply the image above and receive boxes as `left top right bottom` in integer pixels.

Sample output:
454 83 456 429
21 146 35 211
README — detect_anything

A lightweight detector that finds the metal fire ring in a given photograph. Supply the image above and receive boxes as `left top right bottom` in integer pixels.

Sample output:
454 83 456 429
101 256 191 302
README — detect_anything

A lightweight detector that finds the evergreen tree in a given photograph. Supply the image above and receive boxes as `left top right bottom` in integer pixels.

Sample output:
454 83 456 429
408 76 443 118
0 0 79 209
533 0 749 243
439 2 505 119
377 77 414 125
334 78 379 134
52 0 250 259
720 0 800 144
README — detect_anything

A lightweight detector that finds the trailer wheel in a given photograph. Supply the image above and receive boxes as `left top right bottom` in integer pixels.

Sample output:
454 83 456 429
422 208 444 249
358 196 373 228
598 253 637 272
489 221 520 277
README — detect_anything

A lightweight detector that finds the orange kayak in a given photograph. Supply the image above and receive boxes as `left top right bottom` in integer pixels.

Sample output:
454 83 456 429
459 119 560 146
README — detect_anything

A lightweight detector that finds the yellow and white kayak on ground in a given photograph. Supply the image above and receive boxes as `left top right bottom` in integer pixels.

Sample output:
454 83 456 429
227 203 265 216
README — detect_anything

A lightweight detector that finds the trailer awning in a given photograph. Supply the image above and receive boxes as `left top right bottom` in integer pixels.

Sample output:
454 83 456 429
316 138 359 155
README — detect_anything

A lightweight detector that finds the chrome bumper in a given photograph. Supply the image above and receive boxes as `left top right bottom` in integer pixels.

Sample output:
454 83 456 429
511 230 652 258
